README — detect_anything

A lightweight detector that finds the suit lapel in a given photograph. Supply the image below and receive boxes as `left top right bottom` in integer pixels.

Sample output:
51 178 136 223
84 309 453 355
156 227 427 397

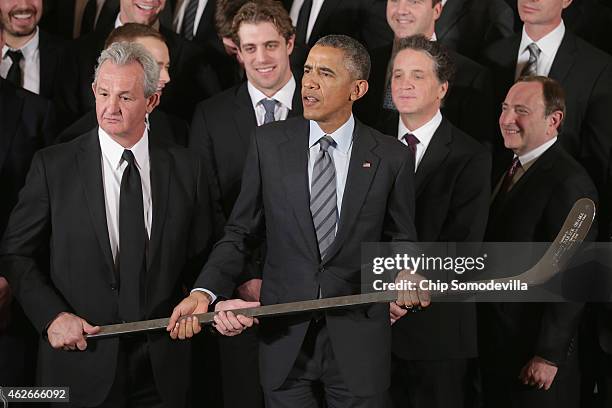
324 121 380 263
147 139 170 271
77 129 115 276
549 32 578 84
309 0 342 46
435 0 470 40
38 30 57 98
0 80 22 172
289 84 303 117
234 83 258 144
280 119 319 259
415 119 451 196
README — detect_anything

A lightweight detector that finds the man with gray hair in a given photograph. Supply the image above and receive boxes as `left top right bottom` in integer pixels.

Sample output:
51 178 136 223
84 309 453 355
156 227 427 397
169 34 419 408
0 41 219 407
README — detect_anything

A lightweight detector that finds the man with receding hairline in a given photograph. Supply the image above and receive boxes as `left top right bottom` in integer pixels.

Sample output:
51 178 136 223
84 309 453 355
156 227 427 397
480 75 597 408
170 34 419 407
1 41 218 407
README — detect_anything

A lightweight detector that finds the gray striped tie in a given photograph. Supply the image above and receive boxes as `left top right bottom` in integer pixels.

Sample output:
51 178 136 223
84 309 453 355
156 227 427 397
260 99 277 124
520 42 541 77
310 135 337 259
182 0 199 40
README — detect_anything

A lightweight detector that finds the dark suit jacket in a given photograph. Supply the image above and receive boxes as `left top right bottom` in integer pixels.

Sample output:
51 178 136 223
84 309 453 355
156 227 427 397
357 44 496 146
0 78 55 386
436 0 515 61
482 30 612 240
480 142 598 369
195 116 417 396
40 0 119 40
55 22 221 128
55 108 189 147
281 0 393 70
0 78 56 235
189 80 302 287
36 30 67 100
563 0 612 56
0 130 219 406
378 117 491 360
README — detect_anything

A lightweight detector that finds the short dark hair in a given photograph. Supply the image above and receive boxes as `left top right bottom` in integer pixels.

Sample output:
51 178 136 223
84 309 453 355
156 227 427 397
314 34 371 80
104 23 166 49
516 75 566 124
216 0 250 39
391 34 455 86
231 0 295 46
432 0 442 5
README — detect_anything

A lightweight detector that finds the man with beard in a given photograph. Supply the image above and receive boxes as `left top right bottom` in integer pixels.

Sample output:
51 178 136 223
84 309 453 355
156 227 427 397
0 0 65 100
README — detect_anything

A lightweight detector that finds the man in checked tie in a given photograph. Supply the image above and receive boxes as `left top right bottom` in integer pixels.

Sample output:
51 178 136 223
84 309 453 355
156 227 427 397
0 42 219 407
170 34 420 407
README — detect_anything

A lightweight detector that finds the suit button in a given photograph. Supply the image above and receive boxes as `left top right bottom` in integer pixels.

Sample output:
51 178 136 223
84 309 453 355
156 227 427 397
319 267 325 273
110 284 117 291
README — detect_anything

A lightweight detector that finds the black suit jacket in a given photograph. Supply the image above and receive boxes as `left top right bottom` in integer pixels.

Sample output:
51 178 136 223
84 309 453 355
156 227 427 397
195 116 417 395
357 44 496 146
189 80 302 287
55 108 189 147
0 130 219 406
378 117 491 360
480 142 598 368
482 30 612 239
0 79 55 386
436 0 515 61
36 30 67 100
40 0 119 39
55 22 221 128
0 78 56 235
281 0 393 70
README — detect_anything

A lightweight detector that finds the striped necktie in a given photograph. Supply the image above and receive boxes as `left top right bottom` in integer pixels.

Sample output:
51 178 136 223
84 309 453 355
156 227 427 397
310 135 337 259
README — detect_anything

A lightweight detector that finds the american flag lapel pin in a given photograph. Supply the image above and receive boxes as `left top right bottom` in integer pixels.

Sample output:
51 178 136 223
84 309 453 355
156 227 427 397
362 161 371 168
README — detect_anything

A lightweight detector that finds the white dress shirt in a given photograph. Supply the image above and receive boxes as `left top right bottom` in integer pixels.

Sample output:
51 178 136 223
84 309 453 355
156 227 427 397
173 0 209 37
515 21 565 80
517 136 558 167
98 127 152 262
290 0 326 43
0 27 40 94
247 76 296 126
397 110 443 171
115 13 160 30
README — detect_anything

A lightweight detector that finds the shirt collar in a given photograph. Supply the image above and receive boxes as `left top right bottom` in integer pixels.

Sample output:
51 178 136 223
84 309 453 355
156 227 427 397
517 136 557 166
98 126 150 171
397 110 443 148
308 114 355 155
2 26 39 59
519 20 565 58
115 13 160 30
247 75 296 111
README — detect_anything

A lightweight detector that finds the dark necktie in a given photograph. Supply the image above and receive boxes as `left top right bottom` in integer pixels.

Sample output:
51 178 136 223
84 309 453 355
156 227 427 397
403 133 420 163
6 50 23 87
118 150 147 322
520 42 541 77
80 0 97 36
296 0 314 45
499 156 522 194
182 0 199 40
260 99 278 124
310 135 337 260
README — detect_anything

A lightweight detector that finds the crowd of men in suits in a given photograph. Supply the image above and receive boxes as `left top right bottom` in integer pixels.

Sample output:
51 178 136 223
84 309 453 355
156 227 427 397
1 0 612 407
